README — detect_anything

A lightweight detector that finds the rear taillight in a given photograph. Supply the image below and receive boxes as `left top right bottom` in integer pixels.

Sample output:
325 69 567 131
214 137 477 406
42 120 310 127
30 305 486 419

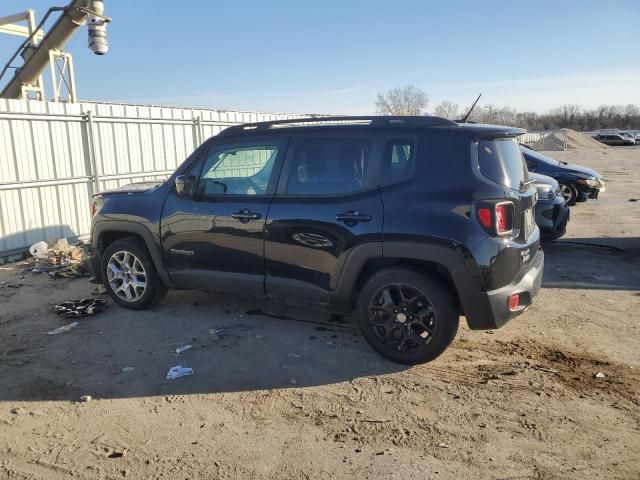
496 204 509 233
90 201 97 218
476 201 514 236
478 208 492 228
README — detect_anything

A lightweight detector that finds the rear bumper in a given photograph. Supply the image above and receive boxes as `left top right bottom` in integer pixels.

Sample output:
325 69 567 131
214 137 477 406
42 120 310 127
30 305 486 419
465 248 544 330
485 248 544 328
538 197 570 238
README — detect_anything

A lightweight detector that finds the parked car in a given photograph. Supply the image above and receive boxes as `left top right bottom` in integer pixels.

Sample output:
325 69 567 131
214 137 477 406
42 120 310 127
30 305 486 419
87 116 544 365
529 172 569 241
594 132 636 146
520 145 605 205
622 132 640 145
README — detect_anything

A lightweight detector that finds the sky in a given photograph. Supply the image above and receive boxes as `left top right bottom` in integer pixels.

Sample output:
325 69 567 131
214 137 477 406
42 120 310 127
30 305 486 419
1 0 639 115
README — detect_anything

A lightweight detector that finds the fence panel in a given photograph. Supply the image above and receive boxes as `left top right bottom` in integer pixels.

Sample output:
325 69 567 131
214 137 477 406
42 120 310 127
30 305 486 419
0 98 302 260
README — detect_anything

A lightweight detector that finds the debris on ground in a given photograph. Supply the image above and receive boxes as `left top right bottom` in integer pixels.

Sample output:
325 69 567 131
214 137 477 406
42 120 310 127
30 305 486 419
166 365 194 380
29 241 49 259
46 321 80 335
54 298 108 318
26 238 89 279
175 345 192 354
122 366 135 372
49 263 88 279
79 395 92 402
594 372 606 379
208 324 254 339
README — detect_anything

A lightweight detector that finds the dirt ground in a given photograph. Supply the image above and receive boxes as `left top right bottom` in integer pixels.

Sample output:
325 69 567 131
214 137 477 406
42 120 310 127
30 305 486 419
1 146 639 480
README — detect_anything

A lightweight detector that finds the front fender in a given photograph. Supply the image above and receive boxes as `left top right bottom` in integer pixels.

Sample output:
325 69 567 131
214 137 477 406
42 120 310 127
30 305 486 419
91 220 171 285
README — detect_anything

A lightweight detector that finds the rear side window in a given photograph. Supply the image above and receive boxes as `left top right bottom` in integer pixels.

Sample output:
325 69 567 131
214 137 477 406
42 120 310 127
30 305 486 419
285 138 378 195
478 138 528 190
385 139 415 181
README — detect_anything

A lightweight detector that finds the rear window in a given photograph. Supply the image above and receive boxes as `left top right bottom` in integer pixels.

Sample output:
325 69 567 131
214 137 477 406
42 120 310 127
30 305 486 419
478 138 528 190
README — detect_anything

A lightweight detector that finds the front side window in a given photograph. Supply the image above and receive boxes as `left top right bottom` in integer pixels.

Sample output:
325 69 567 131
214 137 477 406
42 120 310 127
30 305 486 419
286 138 377 195
198 141 282 196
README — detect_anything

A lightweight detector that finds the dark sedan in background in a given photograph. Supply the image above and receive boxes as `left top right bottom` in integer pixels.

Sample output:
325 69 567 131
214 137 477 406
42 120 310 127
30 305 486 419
593 132 636 146
530 172 570 241
520 145 605 205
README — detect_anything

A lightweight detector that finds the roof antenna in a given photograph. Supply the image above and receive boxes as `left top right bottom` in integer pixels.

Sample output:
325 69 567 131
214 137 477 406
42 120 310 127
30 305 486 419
458 94 482 123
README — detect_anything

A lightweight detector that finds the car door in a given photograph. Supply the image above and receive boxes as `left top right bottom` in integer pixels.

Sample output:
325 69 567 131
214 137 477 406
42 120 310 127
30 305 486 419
160 137 287 296
264 135 384 305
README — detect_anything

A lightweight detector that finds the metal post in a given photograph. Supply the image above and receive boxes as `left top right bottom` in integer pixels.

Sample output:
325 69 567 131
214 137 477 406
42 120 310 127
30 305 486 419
85 111 100 194
193 116 202 147
26 9 45 100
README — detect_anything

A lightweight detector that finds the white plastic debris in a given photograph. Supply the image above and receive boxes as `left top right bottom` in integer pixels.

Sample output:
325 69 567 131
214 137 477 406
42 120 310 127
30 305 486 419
166 365 193 380
175 345 192 354
79 395 92 402
594 372 606 378
46 321 79 335
29 241 49 259
122 366 135 372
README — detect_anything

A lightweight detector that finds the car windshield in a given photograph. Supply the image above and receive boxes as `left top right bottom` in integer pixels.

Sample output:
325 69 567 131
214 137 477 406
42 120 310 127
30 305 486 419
520 146 560 166
478 138 528 190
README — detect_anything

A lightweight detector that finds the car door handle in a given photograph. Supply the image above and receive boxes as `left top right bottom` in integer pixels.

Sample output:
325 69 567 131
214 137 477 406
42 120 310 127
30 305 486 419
231 209 262 221
336 211 372 223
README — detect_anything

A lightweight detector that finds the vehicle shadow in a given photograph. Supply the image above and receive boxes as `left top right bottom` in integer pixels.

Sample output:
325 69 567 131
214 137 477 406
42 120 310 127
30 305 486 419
542 236 640 290
0 287 407 402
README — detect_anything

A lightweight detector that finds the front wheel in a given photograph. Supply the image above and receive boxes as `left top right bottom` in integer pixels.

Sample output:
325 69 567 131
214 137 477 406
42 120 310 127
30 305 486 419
101 238 167 310
356 268 459 365
559 182 578 206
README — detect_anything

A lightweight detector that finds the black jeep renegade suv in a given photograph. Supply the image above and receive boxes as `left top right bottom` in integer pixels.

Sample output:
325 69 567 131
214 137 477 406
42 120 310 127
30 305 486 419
87 116 544 364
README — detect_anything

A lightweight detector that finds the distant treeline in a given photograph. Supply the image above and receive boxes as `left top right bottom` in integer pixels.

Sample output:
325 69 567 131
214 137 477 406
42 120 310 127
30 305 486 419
376 86 640 132
435 101 640 132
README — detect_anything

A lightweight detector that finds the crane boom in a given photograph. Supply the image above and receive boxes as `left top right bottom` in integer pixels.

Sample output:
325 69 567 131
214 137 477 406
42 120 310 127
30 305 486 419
0 0 108 100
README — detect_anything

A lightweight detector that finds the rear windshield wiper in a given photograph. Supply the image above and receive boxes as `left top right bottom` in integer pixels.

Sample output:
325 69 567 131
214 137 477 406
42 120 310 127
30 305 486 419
519 178 536 190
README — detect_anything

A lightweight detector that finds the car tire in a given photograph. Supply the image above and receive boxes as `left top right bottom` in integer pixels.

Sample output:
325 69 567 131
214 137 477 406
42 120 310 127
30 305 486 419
558 182 578 206
101 237 167 310
356 268 459 365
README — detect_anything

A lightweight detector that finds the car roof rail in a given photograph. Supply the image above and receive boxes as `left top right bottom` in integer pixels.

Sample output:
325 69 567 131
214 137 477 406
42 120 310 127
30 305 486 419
217 115 457 136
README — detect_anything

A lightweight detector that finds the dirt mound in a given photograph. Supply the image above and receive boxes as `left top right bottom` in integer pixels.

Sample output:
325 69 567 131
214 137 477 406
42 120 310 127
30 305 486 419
538 128 608 151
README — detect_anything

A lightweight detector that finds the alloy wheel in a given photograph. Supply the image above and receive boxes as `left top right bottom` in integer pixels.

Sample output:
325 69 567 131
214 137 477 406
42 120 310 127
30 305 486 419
559 184 573 201
368 283 437 351
106 250 147 302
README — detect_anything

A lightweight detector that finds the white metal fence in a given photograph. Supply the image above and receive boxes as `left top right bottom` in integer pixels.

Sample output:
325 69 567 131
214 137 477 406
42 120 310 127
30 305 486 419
519 130 569 151
0 99 303 260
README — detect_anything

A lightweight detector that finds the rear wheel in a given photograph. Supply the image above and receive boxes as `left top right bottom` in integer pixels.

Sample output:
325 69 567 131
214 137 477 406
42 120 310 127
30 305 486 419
559 182 578 205
356 268 459 365
102 238 167 310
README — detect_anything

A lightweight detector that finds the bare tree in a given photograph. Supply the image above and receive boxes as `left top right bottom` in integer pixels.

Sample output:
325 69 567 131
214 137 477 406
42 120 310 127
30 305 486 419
375 85 428 116
373 90 640 130
434 100 460 119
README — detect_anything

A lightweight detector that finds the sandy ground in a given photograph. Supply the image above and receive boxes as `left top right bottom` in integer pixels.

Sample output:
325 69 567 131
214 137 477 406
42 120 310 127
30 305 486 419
1 146 639 480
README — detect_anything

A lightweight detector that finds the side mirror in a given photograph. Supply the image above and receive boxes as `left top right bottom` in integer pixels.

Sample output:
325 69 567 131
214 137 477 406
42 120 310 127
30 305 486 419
175 175 196 197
